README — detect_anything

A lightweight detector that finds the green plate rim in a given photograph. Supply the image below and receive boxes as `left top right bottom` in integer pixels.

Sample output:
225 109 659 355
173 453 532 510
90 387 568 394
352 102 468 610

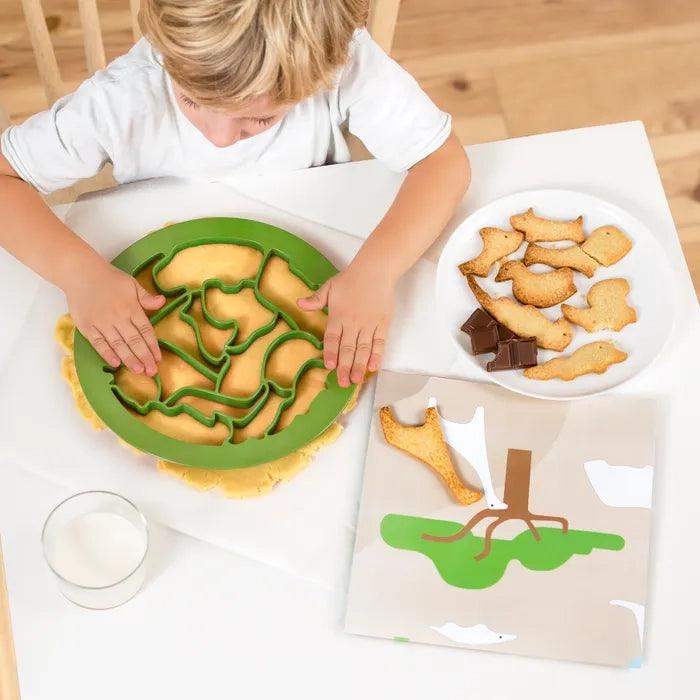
73 217 355 470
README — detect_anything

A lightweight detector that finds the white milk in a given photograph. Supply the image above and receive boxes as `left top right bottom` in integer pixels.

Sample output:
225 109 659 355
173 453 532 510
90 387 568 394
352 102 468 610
49 511 146 587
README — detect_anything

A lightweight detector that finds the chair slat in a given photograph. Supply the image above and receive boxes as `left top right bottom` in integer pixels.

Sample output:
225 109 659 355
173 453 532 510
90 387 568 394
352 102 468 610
77 0 107 75
20 0 64 105
367 0 401 54
130 0 142 42
0 96 11 132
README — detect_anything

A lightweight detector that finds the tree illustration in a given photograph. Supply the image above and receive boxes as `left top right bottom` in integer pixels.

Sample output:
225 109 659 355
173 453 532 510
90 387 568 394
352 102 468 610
422 448 569 560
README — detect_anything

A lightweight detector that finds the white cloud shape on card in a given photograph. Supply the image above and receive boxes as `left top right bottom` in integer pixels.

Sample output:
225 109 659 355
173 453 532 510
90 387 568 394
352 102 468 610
431 622 516 645
584 460 653 509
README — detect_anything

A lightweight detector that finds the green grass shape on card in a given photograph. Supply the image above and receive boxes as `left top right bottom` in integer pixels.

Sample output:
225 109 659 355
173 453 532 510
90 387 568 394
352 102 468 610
380 514 625 590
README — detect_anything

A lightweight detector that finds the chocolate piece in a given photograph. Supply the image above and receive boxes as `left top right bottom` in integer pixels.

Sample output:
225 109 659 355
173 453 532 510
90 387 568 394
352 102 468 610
461 308 518 355
498 325 518 342
461 308 497 335
468 326 499 355
487 338 538 372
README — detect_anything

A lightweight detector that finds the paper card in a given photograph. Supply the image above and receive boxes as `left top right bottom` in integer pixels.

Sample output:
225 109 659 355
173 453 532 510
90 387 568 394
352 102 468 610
345 370 656 667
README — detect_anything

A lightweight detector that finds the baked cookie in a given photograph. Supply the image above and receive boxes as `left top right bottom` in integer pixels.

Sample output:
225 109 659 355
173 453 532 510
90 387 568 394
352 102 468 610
581 225 633 266
467 275 573 352
495 260 576 307
524 341 627 381
458 228 524 278
523 243 599 278
510 208 585 243
561 278 637 332
380 405 482 506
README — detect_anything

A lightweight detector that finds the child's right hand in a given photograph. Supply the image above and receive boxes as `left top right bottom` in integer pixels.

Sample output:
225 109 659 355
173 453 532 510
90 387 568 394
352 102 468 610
63 262 165 375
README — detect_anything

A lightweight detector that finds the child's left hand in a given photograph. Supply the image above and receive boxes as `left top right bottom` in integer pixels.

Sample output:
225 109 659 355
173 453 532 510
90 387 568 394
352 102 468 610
297 262 396 387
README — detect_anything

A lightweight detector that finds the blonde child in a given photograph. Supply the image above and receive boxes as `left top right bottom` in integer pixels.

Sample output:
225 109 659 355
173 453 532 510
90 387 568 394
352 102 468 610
0 0 470 388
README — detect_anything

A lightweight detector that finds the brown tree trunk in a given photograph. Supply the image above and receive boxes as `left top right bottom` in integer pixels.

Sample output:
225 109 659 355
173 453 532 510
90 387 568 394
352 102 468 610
422 449 569 560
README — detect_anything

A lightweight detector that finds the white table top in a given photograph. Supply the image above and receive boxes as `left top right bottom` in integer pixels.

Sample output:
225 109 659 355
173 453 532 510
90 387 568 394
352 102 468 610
1 122 699 699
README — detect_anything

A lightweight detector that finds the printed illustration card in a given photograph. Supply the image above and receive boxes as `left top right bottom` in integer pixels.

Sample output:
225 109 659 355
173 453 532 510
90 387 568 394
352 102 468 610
345 371 656 667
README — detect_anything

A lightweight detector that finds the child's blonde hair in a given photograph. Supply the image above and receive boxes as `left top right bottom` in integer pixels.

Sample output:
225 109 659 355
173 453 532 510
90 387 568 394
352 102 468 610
140 0 369 107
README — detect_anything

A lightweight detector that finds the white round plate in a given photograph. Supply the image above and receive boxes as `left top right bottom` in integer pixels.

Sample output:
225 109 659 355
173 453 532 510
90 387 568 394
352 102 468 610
436 189 676 400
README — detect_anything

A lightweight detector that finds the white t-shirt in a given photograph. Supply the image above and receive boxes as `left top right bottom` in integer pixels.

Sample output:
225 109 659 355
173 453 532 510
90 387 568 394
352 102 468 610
1 29 451 194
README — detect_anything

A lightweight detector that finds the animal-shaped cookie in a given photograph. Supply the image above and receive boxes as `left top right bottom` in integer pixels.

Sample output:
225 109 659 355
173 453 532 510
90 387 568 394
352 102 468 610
467 275 573 352
495 260 576 308
581 225 633 266
458 228 524 277
524 341 627 381
379 405 482 506
523 243 599 278
561 278 637 332
510 208 585 243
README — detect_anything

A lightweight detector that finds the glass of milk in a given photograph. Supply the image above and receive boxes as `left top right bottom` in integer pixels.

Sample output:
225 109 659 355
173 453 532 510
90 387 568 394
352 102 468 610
41 491 149 609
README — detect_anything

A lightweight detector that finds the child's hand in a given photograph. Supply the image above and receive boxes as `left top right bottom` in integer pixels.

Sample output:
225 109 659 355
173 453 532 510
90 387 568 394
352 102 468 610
64 263 165 375
297 264 395 387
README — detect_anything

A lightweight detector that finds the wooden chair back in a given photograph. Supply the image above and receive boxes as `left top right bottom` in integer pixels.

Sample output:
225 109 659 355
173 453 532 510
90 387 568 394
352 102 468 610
0 0 141 130
0 0 400 170
367 0 401 54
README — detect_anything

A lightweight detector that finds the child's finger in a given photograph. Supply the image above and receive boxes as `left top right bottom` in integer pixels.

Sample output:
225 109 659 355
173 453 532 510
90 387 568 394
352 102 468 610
116 319 159 375
105 335 143 373
323 319 343 370
350 328 374 384
107 324 145 374
367 328 387 373
336 327 359 389
84 327 120 368
135 280 165 312
297 281 330 311
131 310 162 364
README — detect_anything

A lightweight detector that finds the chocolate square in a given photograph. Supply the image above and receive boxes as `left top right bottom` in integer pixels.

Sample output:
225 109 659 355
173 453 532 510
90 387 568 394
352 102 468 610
487 338 538 372
460 308 497 335
461 308 519 356
498 325 518 342
469 326 500 355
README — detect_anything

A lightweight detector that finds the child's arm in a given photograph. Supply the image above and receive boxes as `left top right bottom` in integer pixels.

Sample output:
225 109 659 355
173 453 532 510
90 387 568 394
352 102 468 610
298 131 470 386
0 151 163 375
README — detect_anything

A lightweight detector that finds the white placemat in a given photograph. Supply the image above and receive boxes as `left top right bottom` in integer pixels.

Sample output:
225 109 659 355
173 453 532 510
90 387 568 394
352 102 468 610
0 180 467 588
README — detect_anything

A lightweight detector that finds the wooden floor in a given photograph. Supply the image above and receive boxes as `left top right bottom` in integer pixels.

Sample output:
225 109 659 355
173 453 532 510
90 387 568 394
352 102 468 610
0 0 698 293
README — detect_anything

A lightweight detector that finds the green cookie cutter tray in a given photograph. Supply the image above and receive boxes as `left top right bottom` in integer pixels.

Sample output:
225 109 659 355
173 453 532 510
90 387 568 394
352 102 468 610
73 217 356 470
